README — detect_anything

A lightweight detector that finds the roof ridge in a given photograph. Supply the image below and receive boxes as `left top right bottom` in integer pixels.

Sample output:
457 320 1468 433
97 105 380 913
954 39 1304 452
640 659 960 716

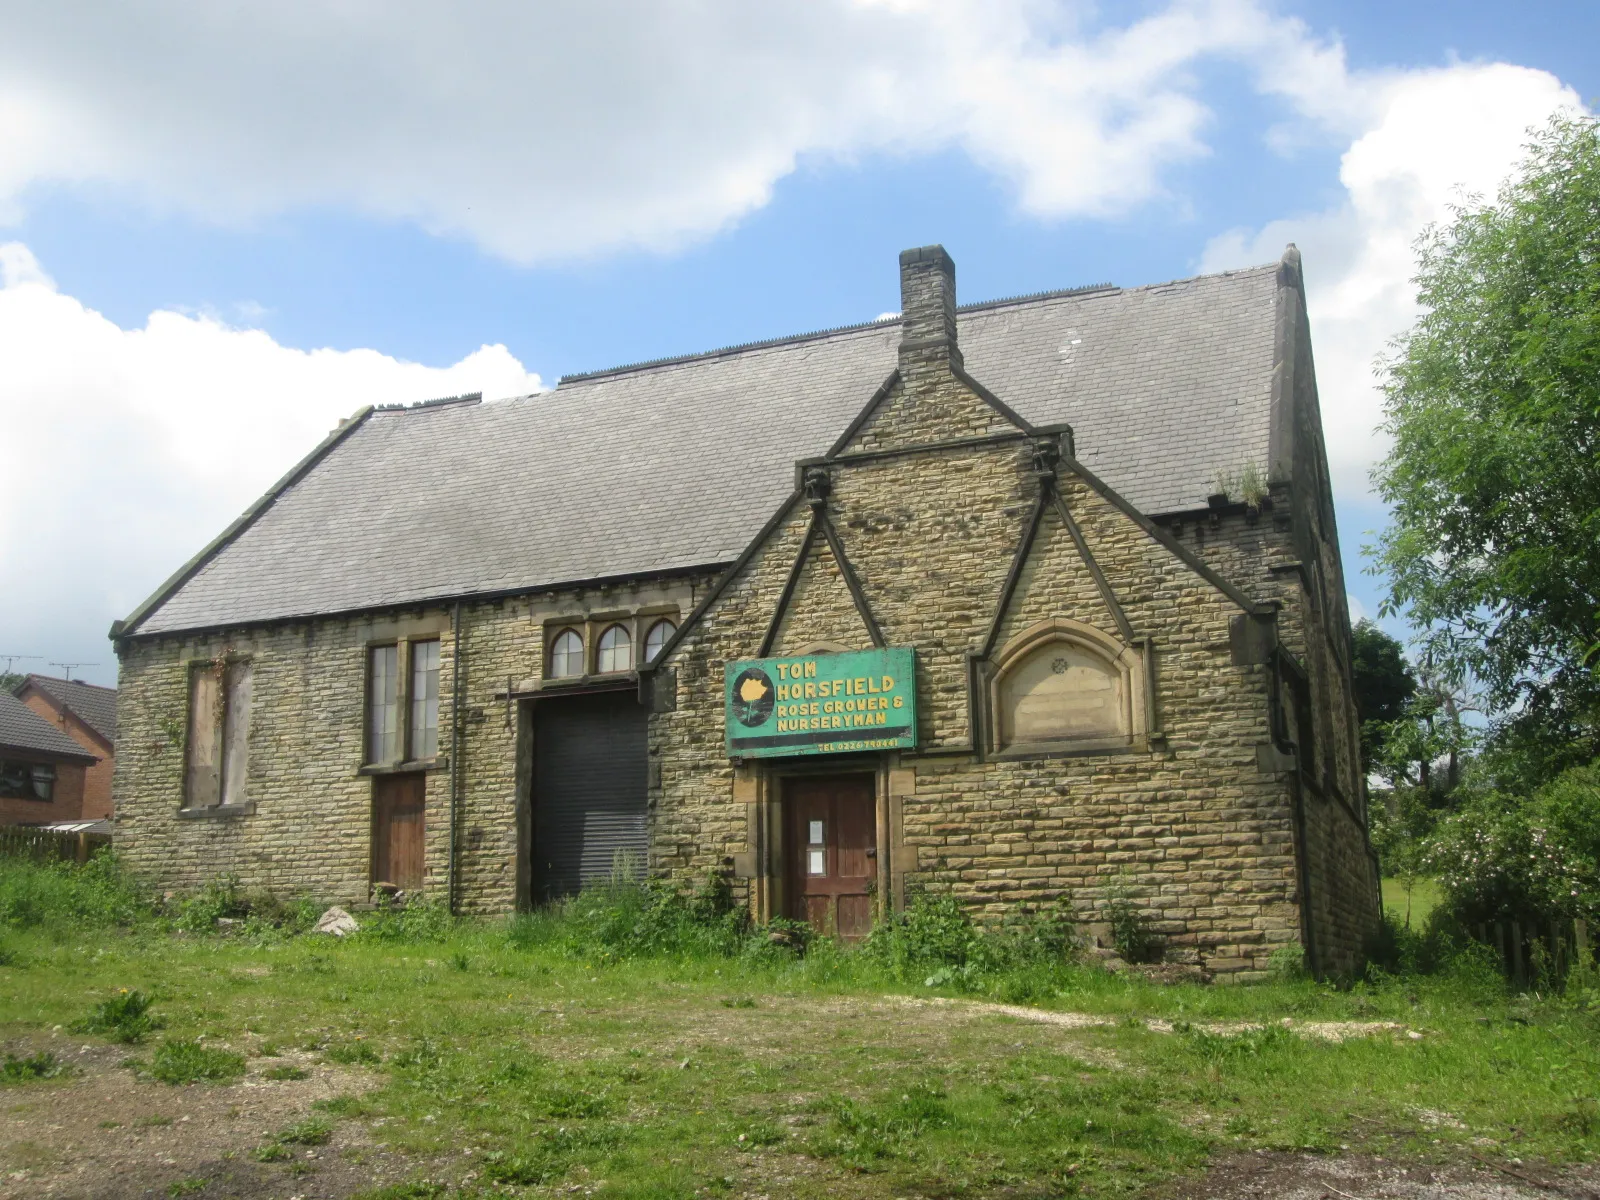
25 672 115 694
374 392 483 414
558 280 1127 386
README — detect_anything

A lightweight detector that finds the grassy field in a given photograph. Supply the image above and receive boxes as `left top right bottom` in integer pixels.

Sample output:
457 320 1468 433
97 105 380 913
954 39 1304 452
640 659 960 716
1382 876 1444 930
2 866 1598 1199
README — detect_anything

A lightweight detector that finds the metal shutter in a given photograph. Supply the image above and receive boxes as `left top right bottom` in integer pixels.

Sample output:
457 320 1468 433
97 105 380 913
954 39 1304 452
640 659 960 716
532 690 649 901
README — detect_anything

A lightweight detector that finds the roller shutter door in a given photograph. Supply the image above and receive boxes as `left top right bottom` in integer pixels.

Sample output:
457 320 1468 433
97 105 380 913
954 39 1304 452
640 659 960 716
532 690 649 900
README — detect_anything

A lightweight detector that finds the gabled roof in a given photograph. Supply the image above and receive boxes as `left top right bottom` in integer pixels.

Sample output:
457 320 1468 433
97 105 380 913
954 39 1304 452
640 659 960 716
124 261 1282 638
18 675 117 745
0 692 98 762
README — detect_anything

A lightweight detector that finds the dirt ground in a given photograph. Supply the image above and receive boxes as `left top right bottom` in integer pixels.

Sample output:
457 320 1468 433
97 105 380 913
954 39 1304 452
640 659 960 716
5 1004 1597 1200
1162 1150 1600 1200
0 1036 425 1200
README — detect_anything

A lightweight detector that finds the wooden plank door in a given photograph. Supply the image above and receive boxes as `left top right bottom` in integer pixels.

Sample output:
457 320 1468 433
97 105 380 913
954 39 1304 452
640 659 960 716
785 776 876 939
372 772 426 892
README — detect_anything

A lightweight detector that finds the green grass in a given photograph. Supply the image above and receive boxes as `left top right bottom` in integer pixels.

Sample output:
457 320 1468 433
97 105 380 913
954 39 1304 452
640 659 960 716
144 1038 247 1085
2 870 1597 1198
1382 876 1443 929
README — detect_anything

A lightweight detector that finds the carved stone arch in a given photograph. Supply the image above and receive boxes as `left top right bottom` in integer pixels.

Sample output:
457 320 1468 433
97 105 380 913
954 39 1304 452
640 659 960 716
791 640 853 656
987 617 1148 757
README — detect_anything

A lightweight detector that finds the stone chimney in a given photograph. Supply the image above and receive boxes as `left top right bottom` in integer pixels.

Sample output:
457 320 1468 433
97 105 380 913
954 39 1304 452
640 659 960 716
897 244 962 377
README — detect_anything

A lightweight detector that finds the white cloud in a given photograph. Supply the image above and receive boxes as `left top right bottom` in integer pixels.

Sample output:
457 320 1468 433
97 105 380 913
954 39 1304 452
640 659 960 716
0 0 1364 263
0 244 540 682
1201 63 1585 502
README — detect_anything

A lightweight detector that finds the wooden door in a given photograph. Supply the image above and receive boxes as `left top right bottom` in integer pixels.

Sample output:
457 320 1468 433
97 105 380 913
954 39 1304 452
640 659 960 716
785 776 876 939
372 772 426 892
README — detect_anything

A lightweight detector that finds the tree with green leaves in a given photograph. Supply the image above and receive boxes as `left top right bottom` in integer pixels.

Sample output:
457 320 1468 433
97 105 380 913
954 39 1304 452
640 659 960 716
1372 114 1600 781
1350 620 1416 774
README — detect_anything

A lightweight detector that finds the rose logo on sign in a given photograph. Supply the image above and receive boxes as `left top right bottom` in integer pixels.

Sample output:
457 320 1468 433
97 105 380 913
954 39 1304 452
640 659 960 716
730 667 776 727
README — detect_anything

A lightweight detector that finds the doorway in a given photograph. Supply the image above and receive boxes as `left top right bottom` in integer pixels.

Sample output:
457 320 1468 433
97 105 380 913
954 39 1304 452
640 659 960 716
531 690 649 901
371 772 426 892
784 775 876 938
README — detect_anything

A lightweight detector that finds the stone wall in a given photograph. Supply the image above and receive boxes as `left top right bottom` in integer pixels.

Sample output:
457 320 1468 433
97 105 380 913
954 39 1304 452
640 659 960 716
113 575 702 908
651 421 1312 975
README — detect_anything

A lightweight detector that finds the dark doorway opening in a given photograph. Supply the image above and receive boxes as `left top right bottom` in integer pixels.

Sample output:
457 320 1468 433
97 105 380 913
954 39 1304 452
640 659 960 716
532 689 648 902
784 774 876 939
371 772 426 892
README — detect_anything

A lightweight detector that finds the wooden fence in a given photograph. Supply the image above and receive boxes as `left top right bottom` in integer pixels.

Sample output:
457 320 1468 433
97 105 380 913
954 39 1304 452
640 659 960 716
0 826 112 865
1472 916 1593 987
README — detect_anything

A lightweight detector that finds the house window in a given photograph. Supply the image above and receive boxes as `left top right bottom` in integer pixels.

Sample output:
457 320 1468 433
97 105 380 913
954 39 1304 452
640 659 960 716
644 619 676 664
597 624 632 673
549 628 584 679
410 639 441 759
185 658 253 809
367 645 401 764
0 760 54 802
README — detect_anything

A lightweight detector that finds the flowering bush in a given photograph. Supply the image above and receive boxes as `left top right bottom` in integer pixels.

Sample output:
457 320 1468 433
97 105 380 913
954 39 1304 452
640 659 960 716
1429 763 1600 926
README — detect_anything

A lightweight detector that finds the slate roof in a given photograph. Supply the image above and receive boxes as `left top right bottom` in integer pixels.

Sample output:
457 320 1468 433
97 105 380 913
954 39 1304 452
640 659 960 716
18 675 117 745
127 261 1283 637
0 692 99 762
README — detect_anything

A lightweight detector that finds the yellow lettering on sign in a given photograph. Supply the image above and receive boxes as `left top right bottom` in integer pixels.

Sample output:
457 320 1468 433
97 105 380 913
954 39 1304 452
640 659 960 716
882 675 894 692
803 682 816 699
805 660 817 678
893 695 904 708
853 677 866 695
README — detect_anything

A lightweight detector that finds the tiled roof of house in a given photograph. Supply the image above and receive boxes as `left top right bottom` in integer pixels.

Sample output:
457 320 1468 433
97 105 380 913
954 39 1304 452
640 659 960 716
0 692 99 762
18 675 117 745
126 260 1284 636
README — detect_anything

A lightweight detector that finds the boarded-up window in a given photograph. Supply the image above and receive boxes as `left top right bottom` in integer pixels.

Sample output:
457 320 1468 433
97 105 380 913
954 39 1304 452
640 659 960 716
221 660 253 807
185 659 252 809
999 642 1125 748
409 639 440 759
367 645 400 764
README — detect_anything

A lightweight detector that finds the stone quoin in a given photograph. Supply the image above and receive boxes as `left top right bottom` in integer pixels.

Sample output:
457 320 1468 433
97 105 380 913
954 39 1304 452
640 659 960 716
109 245 1380 978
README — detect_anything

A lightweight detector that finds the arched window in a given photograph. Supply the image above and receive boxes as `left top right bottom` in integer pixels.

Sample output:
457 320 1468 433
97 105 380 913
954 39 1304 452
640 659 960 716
644 619 676 664
597 623 632 673
989 619 1146 755
549 628 584 679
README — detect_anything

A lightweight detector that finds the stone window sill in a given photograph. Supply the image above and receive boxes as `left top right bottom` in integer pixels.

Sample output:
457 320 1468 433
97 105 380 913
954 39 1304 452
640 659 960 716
991 737 1144 762
358 757 446 777
177 803 255 820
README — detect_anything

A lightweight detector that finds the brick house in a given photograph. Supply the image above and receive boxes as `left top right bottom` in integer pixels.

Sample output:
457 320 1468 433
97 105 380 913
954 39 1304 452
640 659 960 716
14 675 117 820
0 690 99 826
111 245 1380 977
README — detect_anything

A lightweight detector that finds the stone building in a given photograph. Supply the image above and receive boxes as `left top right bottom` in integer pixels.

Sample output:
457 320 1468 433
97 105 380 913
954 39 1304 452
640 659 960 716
112 245 1379 977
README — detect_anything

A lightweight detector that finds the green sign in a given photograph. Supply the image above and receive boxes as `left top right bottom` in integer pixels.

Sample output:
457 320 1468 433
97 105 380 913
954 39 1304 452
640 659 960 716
725 647 917 758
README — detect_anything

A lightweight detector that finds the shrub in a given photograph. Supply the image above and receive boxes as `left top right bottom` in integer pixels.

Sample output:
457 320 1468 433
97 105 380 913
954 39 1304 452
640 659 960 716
1 1051 67 1083
0 854 154 933
1104 885 1164 964
1429 762 1600 929
149 1038 247 1085
1267 942 1307 981
71 989 160 1043
175 876 250 932
356 898 457 943
865 890 980 983
550 872 747 961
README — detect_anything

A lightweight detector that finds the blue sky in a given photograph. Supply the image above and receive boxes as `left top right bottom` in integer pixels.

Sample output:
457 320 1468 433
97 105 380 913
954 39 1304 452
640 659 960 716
0 0 1594 686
